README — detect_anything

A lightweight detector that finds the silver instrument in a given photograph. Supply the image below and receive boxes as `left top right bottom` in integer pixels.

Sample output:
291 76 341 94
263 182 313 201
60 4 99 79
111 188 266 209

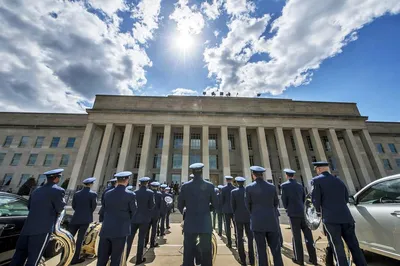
304 193 321 230
165 195 173 206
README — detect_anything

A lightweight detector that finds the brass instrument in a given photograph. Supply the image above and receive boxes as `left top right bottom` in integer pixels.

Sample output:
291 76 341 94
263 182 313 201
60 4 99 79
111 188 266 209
165 195 173 206
304 193 321 230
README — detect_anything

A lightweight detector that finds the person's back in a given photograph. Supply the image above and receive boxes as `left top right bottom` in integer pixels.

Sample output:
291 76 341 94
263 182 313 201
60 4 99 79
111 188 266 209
133 186 154 224
70 187 97 225
281 179 305 218
231 186 250 223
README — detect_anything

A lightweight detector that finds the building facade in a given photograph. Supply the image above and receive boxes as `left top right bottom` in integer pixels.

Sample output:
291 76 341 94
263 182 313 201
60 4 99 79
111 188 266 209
1 95 400 195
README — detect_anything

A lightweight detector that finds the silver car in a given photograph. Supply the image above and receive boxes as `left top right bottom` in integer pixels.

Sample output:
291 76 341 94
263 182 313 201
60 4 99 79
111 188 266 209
348 174 400 261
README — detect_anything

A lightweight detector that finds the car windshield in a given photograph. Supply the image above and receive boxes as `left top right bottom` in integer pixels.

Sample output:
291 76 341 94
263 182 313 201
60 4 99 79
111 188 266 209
358 178 400 204
0 196 29 217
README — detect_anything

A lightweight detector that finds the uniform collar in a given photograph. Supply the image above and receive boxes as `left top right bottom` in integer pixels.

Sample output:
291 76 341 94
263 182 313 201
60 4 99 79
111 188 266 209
289 179 296 182
44 181 56 186
83 187 90 190
227 183 233 187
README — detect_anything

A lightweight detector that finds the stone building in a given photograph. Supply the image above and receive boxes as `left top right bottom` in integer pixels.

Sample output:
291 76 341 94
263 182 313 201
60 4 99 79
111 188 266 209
0 95 399 195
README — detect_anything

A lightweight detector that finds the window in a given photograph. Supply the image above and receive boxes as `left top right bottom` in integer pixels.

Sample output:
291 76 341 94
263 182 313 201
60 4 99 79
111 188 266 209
0 153 6 165
396 159 400 168
321 136 331 151
18 174 32 187
247 135 253 150
189 154 201 165
27 154 38 166
34 136 45 148
134 154 141 168
50 137 60 148
152 174 160 181
2 174 13 186
153 154 162 168
295 156 301 170
290 136 296 151
209 155 218 169
3 136 13 147
19 136 29 148
228 134 235 150
171 174 181 184
172 154 182 169
43 154 54 166
311 156 317 162
173 133 183 149
37 174 47 186
306 136 314 151
10 153 22 166
0 196 29 217
209 134 218 149
66 137 76 148
358 178 400 204
328 156 336 171
155 133 164 148
190 134 201 150
376 143 384 153
59 154 70 166
249 155 254 166
388 143 397 154
137 132 144 148
383 159 392 170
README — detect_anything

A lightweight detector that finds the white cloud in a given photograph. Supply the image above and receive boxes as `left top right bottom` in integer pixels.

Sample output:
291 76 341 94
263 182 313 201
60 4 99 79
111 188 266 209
132 0 162 44
169 0 205 35
201 0 223 20
214 30 220 37
204 0 400 96
225 0 255 16
172 88 198 96
88 0 126 16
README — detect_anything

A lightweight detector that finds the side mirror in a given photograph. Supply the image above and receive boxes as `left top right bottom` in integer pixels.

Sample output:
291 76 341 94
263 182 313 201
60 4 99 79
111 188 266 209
349 195 357 205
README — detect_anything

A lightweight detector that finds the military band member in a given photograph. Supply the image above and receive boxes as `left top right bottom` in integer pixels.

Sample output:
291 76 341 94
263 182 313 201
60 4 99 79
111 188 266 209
311 161 367 266
281 169 318 265
146 181 162 247
10 169 66 266
98 178 117 222
178 163 218 266
69 177 97 265
126 177 154 265
221 175 236 248
231 177 255 266
216 185 224 236
245 166 283 266
165 187 173 230
159 184 168 236
97 171 136 266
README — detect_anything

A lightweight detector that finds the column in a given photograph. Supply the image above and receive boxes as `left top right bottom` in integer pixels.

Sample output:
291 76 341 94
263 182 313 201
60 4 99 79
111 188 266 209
239 127 251 183
257 127 272 179
137 124 153 183
274 127 290 169
359 129 386 179
293 128 313 187
92 123 115 192
326 128 356 193
309 128 327 161
159 125 171 183
202 126 210 180
181 125 190 182
68 123 95 190
117 124 134 172
220 126 231 177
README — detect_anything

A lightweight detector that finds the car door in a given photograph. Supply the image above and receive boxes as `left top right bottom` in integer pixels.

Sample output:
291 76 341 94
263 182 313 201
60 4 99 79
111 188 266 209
351 177 400 259
0 195 29 265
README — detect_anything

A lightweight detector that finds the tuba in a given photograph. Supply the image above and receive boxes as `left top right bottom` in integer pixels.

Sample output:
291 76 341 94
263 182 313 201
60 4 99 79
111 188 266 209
304 193 321 231
165 195 173 206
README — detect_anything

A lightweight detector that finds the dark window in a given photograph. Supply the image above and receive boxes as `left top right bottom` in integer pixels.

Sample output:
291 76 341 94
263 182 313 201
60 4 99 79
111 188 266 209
358 178 400 204
137 132 144 148
50 137 60 148
134 154 141 168
43 154 54 166
209 155 218 169
209 134 218 149
383 159 392 170
247 135 253 150
249 155 254 166
173 133 183 149
3 136 13 147
34 136 45 148
153 154 162 168
290 136 296 151
311 156 317 162
2 174 13 186
321 136 331 151
295 156 301 170
0 195 29 217
228 134 235 150
172 154 182 169
18 174 32 187
396 159 400 168
19 136 29 148
10 153 22 166
328 156 336 171
306 136 314 151
155 133 164 148
66 137 76 148
388 143 397 154
59 154 70 166
0 153 6 165
37 174 47 186
189 154 201 165
376 143 384 153
190 134 201 150
27 154 38 166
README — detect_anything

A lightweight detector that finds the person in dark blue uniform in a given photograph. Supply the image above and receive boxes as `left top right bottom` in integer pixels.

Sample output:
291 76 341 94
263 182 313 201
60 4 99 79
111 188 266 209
165 187 173 230
126 177 154 264
281 169 318 265
178 163 218 266
222 175 236 248
97 171 137 266
216 185 224 236
69 177 98 265
245 166 283 266
159 184 169 236
145 181 161 247
232 176 255 266
10 169 66 266
98 178 117 222
311 161 367 266
212 188 218 230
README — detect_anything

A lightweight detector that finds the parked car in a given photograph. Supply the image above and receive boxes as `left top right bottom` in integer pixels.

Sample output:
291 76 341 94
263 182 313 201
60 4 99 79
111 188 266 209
348 174 400 261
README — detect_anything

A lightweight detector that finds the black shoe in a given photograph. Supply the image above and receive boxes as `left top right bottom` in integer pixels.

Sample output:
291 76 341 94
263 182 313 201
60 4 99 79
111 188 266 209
135 258 146 265
309 259 319 266
291 258 305 265
70 257 85 265
150 243 159 248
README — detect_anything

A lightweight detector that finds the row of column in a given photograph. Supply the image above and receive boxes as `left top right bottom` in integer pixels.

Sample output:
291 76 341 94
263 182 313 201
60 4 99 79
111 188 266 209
68 123 386 193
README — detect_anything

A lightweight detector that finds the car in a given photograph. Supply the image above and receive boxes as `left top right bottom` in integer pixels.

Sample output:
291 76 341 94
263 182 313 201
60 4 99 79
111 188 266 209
0 192 71 265
348 174 400 261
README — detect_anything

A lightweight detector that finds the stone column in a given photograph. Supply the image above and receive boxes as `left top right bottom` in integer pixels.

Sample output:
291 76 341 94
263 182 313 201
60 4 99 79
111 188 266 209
181 125 190 182
202 126 210 180
359 129 386 179
293 128 313 187
68 123 96 190
326 128 356 193
92 123 115 192
239 127 251 183
274 127 290 169
159 125 172 183
137 124 153 184
257 127 272 179
309 128 327 161
117 124 134 172
220 126 231 177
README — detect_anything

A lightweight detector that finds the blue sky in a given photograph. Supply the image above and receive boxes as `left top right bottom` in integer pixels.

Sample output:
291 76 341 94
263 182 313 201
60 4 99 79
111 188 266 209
0 0 399 121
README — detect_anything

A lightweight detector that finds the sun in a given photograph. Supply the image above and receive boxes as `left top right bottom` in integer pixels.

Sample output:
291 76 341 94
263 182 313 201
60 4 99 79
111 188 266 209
175 32 194 51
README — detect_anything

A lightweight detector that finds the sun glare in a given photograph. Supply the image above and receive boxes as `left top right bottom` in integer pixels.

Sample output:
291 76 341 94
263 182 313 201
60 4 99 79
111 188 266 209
176 32 194 52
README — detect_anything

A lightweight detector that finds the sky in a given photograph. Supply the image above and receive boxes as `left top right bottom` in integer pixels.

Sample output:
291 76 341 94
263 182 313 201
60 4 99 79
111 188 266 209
0 0 399 121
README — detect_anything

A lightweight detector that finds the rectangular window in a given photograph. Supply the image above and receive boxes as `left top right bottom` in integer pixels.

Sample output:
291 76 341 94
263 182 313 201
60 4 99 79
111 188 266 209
295 156 301 170
134 154 141 168
172 154 182 169
247 134 253 150
153 154 162 168
249 155 254 166
306 136 314 151
321 136 331 151
311 156 317 162
189 154 201 165
173 133 183 149
152 174 160 181
19 136 29 148
209 134 218 150
228 134 235 150
50 137 60 148
10 153 22 166
137 133 144 148
209 155 218 169
2 173 13 186
155 133 164 148
43 154 54 166
328 156 336 171
290 136 296 151
0 153 6 165
388 143 397 153
34 136 45 148
383 159 392 170
3 136 13 147
396 158 400 168
27 154 38 166
59 154 70 166
37 174 46 186
190 134 201 150
66 137 76 148
18 174 32 187
376 143 384 153
172 174 181 184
